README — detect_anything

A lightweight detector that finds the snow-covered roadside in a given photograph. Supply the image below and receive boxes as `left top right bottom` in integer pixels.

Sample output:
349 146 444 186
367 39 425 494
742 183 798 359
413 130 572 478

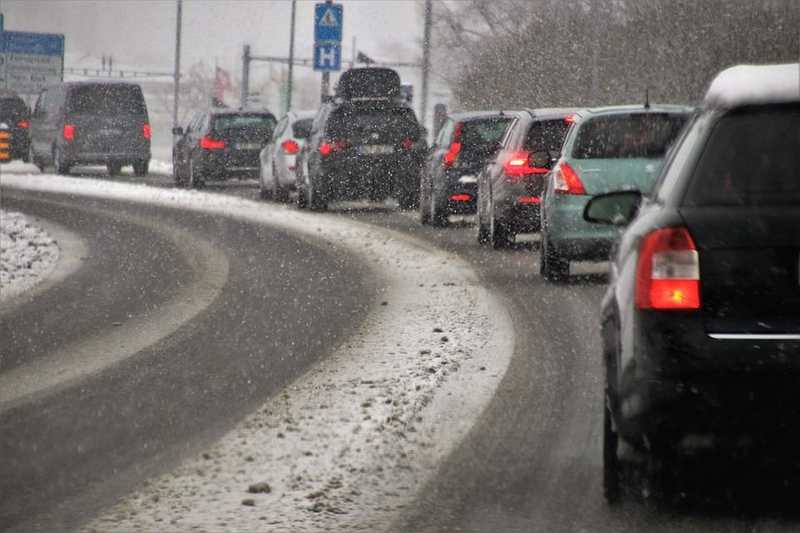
1 174 514 532
0 210 60 301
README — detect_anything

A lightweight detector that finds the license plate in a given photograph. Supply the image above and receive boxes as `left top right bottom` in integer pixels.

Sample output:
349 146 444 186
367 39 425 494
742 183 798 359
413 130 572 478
236 143 261 150
359 145 394 155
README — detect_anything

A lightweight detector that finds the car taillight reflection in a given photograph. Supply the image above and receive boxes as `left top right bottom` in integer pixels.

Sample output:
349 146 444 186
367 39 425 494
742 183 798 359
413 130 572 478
143 123 152 140
552 161 586 195
502 151 549 181
635 226 701 310
17 120 29 129
200 135 225 150
401 138 415 151
281 139 300 154
63 124 76 141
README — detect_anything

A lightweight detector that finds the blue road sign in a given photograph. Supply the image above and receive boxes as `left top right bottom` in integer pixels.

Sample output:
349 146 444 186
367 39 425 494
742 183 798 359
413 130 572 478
1 31 65 56
313 43 341 72
0 30 65 94
314 3 343 43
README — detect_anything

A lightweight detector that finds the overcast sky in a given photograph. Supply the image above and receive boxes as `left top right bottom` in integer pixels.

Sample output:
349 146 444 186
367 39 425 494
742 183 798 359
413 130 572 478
2 0 423 77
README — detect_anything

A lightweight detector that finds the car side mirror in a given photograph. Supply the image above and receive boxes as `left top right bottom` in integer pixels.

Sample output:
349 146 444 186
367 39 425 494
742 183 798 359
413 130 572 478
584 190 642 226
172 126 183 136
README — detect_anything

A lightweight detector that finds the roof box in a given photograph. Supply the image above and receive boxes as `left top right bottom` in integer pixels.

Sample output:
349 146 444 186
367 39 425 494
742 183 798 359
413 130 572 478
704 63 799 109
335 67 401 102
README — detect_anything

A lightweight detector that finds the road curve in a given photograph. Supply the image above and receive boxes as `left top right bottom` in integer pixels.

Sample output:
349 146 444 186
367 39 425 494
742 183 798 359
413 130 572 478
0 190 377 531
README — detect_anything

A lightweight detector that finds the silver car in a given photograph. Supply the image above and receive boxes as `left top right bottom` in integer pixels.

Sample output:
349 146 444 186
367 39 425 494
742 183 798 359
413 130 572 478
259 110 316 202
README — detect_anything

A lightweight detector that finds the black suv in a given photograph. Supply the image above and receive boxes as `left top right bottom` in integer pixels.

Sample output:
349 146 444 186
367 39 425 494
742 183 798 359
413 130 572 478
172 109 276 188
0 90 31 163
30 81 151 176
584 63 800 502
420 111 513 227
296 68 426 211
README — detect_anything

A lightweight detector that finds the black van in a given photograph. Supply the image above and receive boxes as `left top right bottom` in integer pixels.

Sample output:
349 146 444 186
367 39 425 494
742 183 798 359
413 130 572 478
30 81 151 176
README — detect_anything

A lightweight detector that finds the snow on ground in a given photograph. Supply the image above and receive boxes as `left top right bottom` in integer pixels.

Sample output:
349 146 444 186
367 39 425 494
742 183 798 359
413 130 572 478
2 173 514 532
0 210 60 301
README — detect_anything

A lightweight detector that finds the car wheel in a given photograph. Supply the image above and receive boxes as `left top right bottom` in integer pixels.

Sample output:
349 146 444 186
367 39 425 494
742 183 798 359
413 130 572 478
107 161 122 177
430 189 448 227
53 146 71 175
540 230 569 281
188 159 203 189
489 209 510 249
419 180 432 225
273 165 290 203
398 181 419 211
173 156 185 187
31 146 45 172
308 178 327 211
133 159 149 177
603 388 622 504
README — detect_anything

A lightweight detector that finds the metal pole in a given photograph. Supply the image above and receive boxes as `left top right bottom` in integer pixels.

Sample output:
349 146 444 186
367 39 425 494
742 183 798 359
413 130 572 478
287 0 296 112
420 0 432 127
172 0 182 129
241 44 251 108
320 0 333 103
351 35 356 68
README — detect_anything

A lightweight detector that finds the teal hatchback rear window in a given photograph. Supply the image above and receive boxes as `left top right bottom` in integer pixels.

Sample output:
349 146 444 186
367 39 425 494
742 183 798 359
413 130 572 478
573 113 687 159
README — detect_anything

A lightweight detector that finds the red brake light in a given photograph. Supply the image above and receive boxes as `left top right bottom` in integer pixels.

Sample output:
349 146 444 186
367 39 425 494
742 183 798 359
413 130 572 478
401 138 415 151
442 122 462 168
553 161 586 195
17 119 29 129
502 151 549 181
449 193 472 202
143 123 152 140
200 135 225 150
319 138 347 156
564 114 578 124
63 124 75 141
281 139 300 154
516 196 541 205
635 227 701 310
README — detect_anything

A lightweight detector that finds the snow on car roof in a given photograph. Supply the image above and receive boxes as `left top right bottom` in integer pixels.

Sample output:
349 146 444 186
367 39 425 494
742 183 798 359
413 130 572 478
704 63 799 108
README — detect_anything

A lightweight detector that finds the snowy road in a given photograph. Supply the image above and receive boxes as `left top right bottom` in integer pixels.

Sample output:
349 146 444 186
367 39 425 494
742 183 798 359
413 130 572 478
2 166 799 532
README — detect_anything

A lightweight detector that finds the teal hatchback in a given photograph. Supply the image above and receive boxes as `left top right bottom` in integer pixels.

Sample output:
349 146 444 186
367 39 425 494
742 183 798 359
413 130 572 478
540 105 692 280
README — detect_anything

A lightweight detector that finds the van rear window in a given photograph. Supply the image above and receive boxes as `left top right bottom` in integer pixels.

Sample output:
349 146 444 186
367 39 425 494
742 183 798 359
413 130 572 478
212 114 276 132
685 105 800 207
327 106 419 139
68 85 146 116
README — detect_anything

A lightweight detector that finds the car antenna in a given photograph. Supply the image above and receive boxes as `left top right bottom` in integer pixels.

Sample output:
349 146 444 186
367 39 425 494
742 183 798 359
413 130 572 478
644 88 651 110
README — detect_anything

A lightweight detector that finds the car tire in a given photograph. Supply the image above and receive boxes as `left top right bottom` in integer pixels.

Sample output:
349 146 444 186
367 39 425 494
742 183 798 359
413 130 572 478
31 146 45 172
398 183 419 211
308 182 327 211
53 146 71 175
419 179 432 225
603 388 622 505
173 156 185 187
107 161 122 177
133 159 149 177
430 190 448 228
273 165 290 203
490 211 510 249
188 159 204 189
540 231 570 281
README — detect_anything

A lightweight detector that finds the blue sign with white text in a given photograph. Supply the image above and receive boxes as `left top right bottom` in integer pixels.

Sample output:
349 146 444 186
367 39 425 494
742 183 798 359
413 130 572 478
1 31 64 56
313 43 341 72
314 3 343 43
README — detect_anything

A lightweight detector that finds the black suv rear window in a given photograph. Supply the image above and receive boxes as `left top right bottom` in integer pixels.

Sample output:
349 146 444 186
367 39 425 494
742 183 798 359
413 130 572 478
0 98 28 119
523 119 570 154
327 105 419 140
685 105 800 207
68 85 146 116
573 113 687 159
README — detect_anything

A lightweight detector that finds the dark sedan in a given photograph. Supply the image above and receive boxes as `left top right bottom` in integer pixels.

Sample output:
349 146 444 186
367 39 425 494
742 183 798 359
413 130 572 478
419 111 513 227
585 63 800 503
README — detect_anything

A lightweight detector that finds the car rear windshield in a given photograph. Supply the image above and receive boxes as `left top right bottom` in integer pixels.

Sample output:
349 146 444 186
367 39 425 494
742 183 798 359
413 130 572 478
67 85 146 116
212 114 276 133
573 112 687 159
523 119 570 154
684 105 800 207
327 105 419 140
460 118 512 151
291 118 313 138
0 98 29 119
